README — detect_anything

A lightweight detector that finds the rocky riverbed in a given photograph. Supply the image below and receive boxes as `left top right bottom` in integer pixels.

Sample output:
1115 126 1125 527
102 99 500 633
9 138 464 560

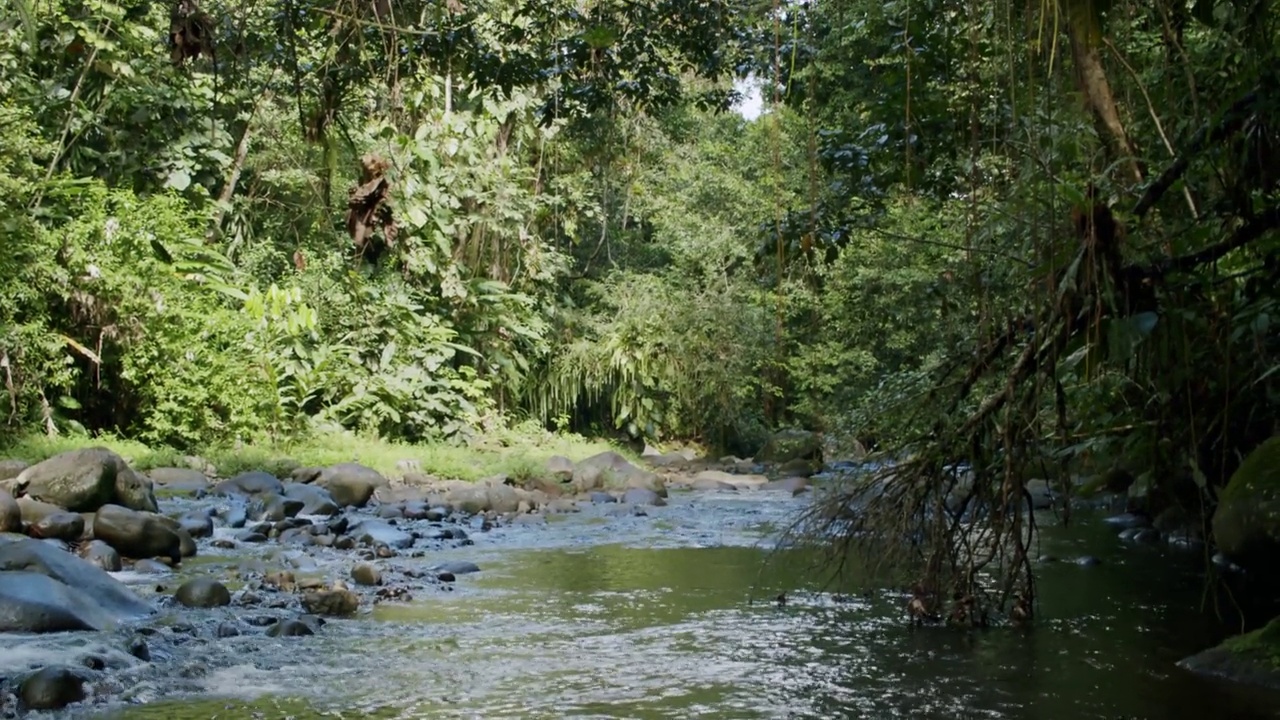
1 441 1279 719
0 443 823 716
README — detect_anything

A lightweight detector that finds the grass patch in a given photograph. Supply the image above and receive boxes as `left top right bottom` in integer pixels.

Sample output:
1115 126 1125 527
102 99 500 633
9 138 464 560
0 424 629 482
1223 615 1280 669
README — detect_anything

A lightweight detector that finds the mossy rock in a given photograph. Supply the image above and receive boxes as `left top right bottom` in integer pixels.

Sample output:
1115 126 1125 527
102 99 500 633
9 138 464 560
1179 616 1280 691
1212 435 1280 566
757 429 822 464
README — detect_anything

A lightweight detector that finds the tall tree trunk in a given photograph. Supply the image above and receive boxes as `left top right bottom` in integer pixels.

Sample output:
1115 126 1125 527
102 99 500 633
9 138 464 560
1065 19 1145 185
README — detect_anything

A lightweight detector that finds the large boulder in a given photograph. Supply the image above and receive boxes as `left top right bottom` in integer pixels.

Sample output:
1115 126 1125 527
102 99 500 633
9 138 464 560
12 447 154 512
757 429 822 464
0 538 152 621
1212 436 1280 567
0 489 19 533
283 483 341 516
92 504 182 562
314 463 388 508
571 452 665 497
0 572 126 632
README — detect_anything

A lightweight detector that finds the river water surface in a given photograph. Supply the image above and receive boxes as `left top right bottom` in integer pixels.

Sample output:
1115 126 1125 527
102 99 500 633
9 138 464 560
48 488 1280 719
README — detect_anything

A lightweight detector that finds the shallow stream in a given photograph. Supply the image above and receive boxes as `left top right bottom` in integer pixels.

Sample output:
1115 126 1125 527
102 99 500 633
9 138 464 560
21 488 1280 719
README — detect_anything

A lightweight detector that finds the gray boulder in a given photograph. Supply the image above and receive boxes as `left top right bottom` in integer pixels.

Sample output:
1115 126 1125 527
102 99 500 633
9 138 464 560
13 447 154 512
314 463 388 508
0 572 124 632
0 538 151 622
30 511 85 541
93 504 182 562
283 483 341 516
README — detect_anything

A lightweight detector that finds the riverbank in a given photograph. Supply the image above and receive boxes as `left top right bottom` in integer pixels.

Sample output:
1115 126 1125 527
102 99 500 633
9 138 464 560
0 427 628 484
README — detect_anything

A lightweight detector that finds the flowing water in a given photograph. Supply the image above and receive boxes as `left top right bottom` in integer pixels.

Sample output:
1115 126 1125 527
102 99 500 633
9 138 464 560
23 489 1280 719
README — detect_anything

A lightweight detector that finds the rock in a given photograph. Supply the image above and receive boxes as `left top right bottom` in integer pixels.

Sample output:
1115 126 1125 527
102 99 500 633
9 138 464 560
114 465 159 513
177 511 214 539
571 452 655 494
93 504 182 562
623 470 667 498
1102 512 1150 530
315 463 387 508
621 488 666 506
175 578 232 608
78 540 122 572
546 456 574 481
0 571 132 632
127 636 150 661
12 447 152 512
147 467 209 490
248 494 305 522
588 491 617 504
266 618 315 637
351 563 381 586
0 489 19 533
776 458 820 477
235 530 268 544
1179 615 1280 692
301 589 359 617
1212 436 1280 567
132 559 171 574
351 520 413 549
689 476 737 491
692 470 768 491
0 538 151 620
763 477 809 494
283 483 341 516
18 666 89 710
215 621 241 638
757 429 822 464
431 560 480 575
31 511 85 541
213 471 284 497
15 496 62 526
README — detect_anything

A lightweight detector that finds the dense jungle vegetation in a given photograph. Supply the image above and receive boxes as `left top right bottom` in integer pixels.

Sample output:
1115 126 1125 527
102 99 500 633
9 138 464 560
1 0 1277 600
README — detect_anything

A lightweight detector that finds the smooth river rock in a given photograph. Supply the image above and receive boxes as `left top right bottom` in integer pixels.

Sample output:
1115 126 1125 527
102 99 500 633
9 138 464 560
93 504 183 562
0 538 152 620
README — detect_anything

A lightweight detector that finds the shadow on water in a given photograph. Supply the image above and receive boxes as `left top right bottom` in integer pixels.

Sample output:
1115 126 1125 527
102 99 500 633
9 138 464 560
86 495 1280 720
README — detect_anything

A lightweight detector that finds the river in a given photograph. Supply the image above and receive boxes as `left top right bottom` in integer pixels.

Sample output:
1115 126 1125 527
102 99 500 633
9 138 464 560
19 486 1280 719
